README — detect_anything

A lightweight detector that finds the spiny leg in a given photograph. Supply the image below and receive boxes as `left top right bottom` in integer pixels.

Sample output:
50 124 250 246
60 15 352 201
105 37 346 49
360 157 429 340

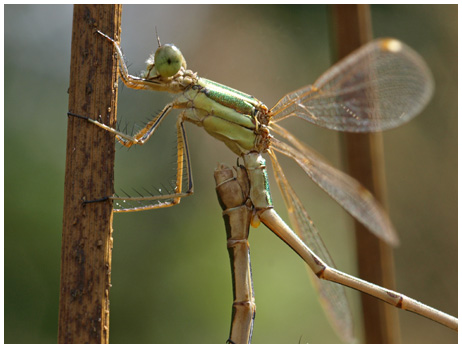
68 101 174 148
68 108 193 211
112 114 193 212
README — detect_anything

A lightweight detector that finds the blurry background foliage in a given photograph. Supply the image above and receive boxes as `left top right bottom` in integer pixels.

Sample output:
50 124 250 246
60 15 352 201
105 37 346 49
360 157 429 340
4 4 457 344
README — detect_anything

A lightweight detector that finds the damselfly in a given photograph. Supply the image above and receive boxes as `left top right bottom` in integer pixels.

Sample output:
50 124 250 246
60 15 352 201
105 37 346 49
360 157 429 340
69 30 457 342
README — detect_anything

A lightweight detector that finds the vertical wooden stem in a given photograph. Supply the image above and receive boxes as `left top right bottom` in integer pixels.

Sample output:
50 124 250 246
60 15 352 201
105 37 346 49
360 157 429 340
59 5 122 343
330 4 400 343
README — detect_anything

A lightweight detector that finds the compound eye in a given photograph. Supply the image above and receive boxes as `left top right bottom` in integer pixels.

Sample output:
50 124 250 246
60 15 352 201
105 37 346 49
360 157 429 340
154 44 186 78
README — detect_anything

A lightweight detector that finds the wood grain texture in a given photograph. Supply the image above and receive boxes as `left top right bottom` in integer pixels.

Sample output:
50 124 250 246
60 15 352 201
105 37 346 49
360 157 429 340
59 5 122 343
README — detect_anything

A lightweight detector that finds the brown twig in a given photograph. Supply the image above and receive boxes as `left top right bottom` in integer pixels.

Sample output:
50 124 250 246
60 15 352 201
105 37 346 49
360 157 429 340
59 5 122 343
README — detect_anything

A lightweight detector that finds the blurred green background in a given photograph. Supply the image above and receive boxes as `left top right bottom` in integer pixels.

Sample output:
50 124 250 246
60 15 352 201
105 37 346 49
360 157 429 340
4 4 457 344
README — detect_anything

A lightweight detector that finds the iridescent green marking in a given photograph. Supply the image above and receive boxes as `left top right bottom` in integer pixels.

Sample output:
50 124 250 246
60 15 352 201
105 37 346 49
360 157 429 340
200 78 261 109
261 160 273 206
244 153 273 209
198 78 259 117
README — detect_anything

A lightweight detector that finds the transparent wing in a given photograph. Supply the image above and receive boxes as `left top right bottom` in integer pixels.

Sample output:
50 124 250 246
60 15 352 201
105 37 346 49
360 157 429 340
270 123 398 245
270 38 434 132
268 150 354 343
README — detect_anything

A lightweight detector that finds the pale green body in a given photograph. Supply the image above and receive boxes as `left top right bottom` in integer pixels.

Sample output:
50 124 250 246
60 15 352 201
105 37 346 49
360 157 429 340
175 77 273 208
177 77 268 156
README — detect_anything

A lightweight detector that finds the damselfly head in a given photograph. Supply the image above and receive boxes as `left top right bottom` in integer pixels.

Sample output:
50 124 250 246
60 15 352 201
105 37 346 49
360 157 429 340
144 44 187 80
155 44 187 77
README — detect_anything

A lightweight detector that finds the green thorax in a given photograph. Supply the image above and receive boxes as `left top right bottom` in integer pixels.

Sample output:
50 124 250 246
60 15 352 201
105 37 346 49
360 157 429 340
181 77 268 156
